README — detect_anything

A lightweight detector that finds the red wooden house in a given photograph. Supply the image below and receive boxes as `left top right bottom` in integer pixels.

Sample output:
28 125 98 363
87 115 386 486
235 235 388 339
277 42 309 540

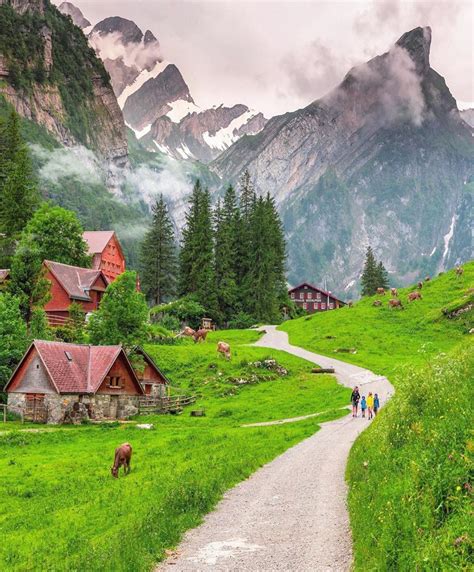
83 231 126 283
133 347 170 397
288 282 346 314
43 260 108 326
5 340 145 423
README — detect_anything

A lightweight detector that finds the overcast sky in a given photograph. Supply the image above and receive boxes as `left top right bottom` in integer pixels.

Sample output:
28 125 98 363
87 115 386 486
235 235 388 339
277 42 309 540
60 0 474 117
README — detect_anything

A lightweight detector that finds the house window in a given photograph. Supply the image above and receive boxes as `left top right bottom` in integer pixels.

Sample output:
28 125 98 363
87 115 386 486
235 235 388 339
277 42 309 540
300 292 304 299
308 292 313 299
321 303 326 310
316 293 321 301
329 302 334 309
108 376 122 388
313 303 318 310
291 292 295 299
303 302 307 310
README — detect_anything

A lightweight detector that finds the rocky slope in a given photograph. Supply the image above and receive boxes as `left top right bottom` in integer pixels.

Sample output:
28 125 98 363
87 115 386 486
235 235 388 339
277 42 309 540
0 0 127 165
460 108 474 127
57 1 90 29
86 14 267 163
213 27 473 296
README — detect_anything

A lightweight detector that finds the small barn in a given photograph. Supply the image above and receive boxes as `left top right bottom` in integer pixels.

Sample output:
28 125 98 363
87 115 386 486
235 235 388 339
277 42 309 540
134 348 170 397
5 340 146 424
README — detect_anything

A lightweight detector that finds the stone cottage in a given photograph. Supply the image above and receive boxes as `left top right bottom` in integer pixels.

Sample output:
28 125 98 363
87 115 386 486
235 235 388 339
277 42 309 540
5 340 155 424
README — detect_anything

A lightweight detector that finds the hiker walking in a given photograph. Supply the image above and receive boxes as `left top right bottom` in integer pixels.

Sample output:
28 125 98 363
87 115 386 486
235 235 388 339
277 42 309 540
351 386 360 417
373 393 380 416
367 392 374 420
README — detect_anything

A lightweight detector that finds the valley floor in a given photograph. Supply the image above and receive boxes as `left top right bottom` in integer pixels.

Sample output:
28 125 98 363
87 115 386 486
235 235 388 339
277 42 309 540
159 326 392 571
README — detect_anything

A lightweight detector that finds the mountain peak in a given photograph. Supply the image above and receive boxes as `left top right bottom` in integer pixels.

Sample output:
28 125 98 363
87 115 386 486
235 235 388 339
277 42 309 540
395 26 431 74
58 2 90 29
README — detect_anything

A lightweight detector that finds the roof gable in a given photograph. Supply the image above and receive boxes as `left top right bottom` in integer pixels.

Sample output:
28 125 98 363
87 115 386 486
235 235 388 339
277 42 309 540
44 260 106 301
83 231 116 255
135 348 171 384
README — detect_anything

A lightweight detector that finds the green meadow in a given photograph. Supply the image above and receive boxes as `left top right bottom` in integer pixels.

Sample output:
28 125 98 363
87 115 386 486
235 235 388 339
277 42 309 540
281 263 474 569
0 329 348 571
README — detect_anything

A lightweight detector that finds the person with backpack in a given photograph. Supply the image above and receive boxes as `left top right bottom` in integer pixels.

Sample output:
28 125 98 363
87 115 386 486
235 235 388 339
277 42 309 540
351 386 360 417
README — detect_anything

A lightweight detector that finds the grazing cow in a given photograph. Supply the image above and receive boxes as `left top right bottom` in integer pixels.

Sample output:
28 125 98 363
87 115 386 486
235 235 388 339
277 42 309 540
111 443 132 478
425 276 431 282
388 299 404 309
390 288 398 297
347 301 353 308
455 266 464 276
417 281 423 289
217 341 231 360
408 291 422 302
193 328 209 343
376 288 386 295
178 326 195 338
373 300 382 307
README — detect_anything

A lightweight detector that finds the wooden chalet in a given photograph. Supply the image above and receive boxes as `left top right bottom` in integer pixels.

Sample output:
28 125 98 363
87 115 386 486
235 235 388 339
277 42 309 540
43 260 108 326
288 282 346 314
5 340 146 424
83 231 126 283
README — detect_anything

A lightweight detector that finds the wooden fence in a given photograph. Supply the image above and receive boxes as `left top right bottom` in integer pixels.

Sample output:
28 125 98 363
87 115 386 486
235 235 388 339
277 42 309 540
139 394 196 415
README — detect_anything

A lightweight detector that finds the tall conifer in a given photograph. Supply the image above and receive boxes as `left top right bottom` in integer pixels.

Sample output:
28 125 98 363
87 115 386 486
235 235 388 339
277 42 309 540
140 195 177 306
361 246 379 296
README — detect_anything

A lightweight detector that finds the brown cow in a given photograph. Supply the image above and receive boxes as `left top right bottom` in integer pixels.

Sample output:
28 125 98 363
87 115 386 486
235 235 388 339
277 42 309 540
111 443 132 478
388 299 403 309
455 266 464 276
373 300 382 307
193 329 209 343
425 276 431 282
376 288 386 295
217 341 231 360
347 301 353 308
408 291 422 301
417 281 423 289
177 326 195 338
390 288 398 297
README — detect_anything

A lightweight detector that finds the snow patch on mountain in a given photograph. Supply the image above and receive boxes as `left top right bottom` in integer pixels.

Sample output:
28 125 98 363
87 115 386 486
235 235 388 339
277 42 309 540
166 99 201 123
118 60 169 107
203 109 258 150
441 214 456 268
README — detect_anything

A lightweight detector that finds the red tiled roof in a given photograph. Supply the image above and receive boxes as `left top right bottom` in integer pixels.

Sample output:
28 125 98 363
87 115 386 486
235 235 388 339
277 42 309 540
44 260 105 301
83 231 115 255
288 282 346 304
10 340 144 394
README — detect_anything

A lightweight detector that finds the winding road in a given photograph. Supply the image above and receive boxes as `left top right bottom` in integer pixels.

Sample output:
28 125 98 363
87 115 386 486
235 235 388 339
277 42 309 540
159 326 393 571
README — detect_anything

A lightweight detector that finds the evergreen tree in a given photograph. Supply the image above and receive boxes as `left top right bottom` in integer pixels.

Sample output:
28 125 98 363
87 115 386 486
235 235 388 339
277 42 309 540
0 293 28 402
140 195 177 306
88 271 149 350
178 181 218 317
376 261 389 290
0 111 39 265
8 237 51 324
235 170 256 309
214 186 239 322
23 203 91 267
360 246 379 296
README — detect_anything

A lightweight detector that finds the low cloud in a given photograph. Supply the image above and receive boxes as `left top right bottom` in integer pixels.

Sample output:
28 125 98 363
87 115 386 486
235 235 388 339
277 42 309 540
31 144 104 186
89 31 162 71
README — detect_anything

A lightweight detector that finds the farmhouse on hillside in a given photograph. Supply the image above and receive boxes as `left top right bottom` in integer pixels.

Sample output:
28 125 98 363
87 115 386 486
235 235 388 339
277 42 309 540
5 341 168 424
289 282 346 313
83 230 126 283
43 260 108 326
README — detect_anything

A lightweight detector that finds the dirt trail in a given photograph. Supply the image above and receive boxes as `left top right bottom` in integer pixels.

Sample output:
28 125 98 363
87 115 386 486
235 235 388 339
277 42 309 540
159 326 393 571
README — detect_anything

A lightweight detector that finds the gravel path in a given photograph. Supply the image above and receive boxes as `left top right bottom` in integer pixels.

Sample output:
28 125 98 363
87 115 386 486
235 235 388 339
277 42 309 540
159 326 393 571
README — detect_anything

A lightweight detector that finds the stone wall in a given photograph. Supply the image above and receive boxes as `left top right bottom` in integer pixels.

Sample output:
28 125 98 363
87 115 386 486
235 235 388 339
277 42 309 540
7 393 140 424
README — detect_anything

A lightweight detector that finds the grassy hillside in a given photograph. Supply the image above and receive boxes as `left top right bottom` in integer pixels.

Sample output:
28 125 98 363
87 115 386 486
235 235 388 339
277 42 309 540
280 264 473 569
0 330 348 571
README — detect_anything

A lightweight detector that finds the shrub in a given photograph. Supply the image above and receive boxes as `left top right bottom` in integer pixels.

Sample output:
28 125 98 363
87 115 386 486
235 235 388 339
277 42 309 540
228 312 255 329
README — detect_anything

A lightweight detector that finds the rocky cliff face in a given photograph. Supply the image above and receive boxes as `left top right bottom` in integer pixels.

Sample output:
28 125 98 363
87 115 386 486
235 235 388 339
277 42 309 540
0 0 127 166
460 108 474 128
213 27 473 296
57 1 90 29
88 13 267 163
